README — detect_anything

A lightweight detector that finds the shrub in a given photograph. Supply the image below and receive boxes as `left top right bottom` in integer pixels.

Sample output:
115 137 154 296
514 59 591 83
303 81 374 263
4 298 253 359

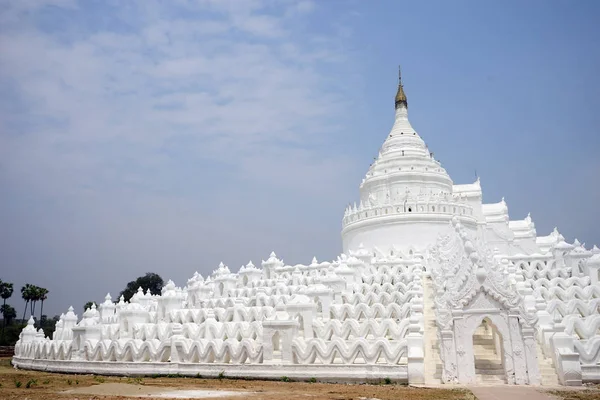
383 377 392 385
280 376 290 382
94 376 105 383
14 380 22 388
26 379 37 388
217 371 225 380
309 377 317 383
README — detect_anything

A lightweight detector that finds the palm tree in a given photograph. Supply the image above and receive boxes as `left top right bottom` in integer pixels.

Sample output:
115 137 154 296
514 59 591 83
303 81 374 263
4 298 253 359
21 284 32 324
0 280 14 338
38 287 48 329
21 283 30 322
0 304 16 326
28 286 41 319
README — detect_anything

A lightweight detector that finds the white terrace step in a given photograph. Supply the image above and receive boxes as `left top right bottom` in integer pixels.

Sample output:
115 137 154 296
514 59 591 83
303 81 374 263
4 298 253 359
475 369 504 375
475 361 503 367
473 348 498 354
476 375 506 383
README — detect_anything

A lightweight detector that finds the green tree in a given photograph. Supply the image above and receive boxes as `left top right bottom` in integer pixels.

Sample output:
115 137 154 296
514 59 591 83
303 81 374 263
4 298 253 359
119 273 164 302
20 284 35 323
37 287 49 329
1 304 16 325
29 285 41 317
83 301 96 312
0 280 14 338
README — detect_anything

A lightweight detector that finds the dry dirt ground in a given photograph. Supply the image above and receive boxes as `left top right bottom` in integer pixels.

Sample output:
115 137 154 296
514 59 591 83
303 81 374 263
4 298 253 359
1 358 599 400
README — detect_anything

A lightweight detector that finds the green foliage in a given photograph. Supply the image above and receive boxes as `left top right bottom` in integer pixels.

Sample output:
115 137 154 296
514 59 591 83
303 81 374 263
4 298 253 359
0 281 14 302
0 323 24 346
195 373 203 379
20 284 49 328
217 370 225 380
1 304 16 324
26 379 37 388
1 279 14 341
84 301 96 312
309 377 317 383
76 379 79 385
383 377 392 385
280 376 290 382
14 379 22 388
120 273 164 302
94 375 105 383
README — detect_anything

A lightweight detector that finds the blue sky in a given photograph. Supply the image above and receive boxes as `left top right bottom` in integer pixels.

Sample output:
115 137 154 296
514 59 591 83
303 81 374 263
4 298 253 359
1 0 598 318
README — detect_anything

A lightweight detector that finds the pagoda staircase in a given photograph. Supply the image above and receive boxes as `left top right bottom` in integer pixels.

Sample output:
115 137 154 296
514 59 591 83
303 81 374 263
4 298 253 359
472 324 506 384
536 342 560 386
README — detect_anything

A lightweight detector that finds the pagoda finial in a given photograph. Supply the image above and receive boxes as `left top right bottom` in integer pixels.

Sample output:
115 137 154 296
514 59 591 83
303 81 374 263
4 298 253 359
395 65 407 109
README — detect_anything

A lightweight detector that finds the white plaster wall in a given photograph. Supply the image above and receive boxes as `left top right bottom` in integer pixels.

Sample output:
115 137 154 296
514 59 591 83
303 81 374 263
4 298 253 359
342 216 477 254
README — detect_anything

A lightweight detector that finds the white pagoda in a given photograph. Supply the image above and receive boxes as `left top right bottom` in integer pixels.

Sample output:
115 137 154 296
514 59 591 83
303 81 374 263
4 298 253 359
14 70 600 386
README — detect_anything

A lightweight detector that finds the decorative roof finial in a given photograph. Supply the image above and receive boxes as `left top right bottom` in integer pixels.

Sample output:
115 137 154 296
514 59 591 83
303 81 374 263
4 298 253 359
395 65 407 109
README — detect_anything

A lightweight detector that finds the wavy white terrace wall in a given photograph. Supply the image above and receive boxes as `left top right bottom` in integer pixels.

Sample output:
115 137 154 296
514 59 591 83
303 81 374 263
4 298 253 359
14 254 425 383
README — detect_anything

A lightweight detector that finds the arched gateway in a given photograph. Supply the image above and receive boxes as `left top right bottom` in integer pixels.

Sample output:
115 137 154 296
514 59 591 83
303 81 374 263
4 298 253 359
428 218 540 384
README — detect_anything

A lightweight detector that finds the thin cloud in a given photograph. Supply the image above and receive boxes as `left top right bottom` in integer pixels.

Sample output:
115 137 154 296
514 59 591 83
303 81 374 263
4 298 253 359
0 0 359 317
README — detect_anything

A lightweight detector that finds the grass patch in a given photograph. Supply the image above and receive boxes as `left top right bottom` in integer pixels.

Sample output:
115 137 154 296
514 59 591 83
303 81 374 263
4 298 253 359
217 371 225 380
0 358 12 368
94 375 105 383
14 379 22 388
547 390 600 400
126 376 144 385
309 377 317 383
25 378 37 388
280 376 290 382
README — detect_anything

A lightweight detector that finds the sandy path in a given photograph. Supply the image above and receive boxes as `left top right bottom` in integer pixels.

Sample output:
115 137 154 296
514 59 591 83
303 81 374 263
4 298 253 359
64 382 249 398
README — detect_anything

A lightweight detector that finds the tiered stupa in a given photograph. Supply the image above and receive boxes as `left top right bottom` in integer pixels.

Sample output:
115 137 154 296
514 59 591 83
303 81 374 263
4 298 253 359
14 70 600 386
343 69 477 254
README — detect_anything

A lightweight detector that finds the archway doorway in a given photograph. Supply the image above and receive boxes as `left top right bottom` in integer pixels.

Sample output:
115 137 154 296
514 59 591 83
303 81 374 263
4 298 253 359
271 331 282 361
472 318 506 384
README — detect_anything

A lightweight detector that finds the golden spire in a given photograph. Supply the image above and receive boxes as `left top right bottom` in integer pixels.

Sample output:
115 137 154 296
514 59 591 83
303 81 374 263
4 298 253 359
395 65 407 109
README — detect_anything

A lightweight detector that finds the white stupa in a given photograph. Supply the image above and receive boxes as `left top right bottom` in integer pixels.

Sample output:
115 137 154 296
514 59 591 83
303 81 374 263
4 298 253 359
343 70 477 254
14 70 600 386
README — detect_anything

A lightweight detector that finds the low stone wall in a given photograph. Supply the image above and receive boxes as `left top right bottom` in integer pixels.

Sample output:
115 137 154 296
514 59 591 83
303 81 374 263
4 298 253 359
12 357 408 383
0 346 14 357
